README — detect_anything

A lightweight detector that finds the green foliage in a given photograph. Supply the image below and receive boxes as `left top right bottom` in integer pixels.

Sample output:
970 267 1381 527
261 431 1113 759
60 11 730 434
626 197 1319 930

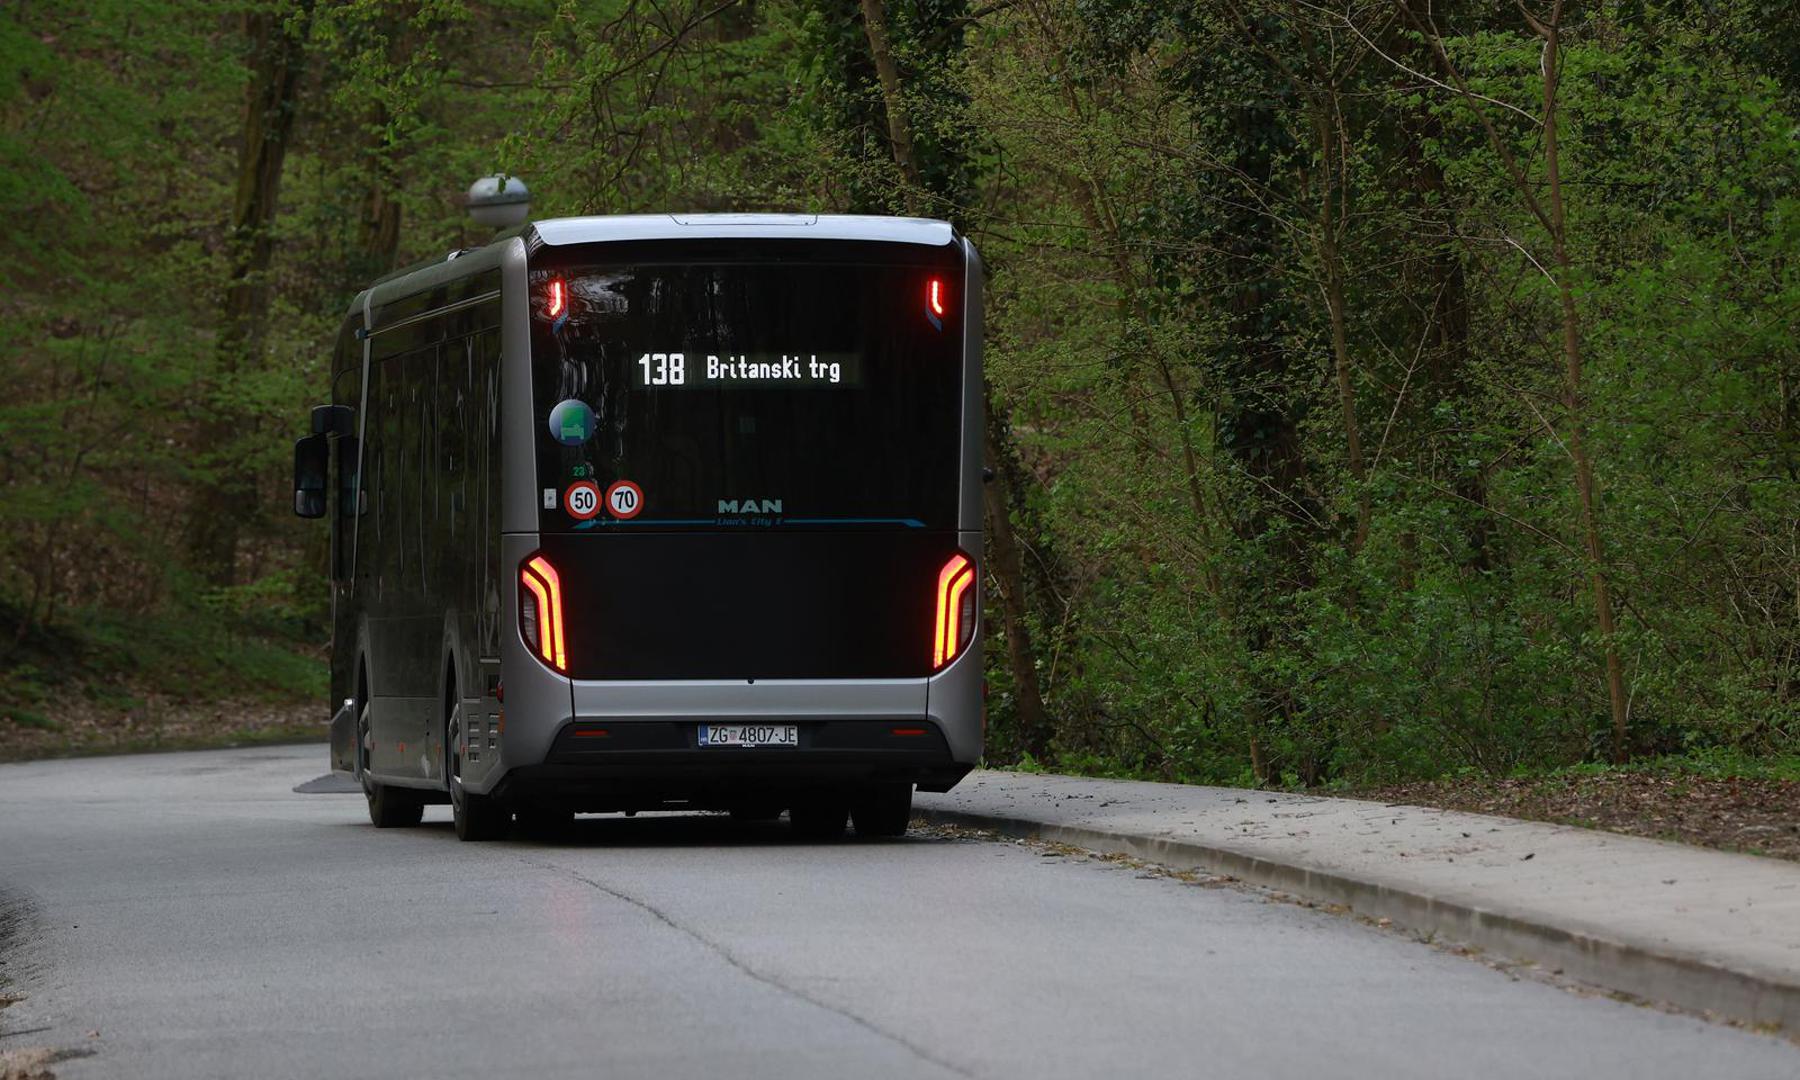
947 0 1799 785
2 595 325 713
0 0 1793 782
3 708 58 732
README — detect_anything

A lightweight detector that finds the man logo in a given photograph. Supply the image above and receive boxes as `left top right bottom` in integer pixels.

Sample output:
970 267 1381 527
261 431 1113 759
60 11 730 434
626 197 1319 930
718 498 783 514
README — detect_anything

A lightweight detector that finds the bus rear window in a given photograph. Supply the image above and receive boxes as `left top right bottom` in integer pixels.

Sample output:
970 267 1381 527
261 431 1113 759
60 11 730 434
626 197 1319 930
528 252 964 532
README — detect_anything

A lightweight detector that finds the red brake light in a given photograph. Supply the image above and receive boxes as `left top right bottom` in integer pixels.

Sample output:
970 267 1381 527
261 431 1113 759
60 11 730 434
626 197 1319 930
928 278 946 317
547 279 566 318
933 553 976 670
520 555 567 671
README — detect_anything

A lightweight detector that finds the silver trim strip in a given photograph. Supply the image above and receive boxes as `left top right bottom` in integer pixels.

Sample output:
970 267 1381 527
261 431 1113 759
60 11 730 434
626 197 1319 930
367 289 501 337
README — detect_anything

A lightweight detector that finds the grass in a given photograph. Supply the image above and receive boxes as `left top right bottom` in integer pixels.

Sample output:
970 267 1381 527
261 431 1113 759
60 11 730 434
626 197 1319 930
3 601 324 703
0 718 327 764
1 598 327 762
2 708 57 731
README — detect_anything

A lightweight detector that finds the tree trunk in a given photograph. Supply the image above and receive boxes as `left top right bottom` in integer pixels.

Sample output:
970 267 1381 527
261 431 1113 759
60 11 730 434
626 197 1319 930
1406 0 1630 760
185 2 314 586
1302 46 1368 553
356 102 404 280
983 387 1052 759
358 182 403 276
1318 177 1368 553
1537 10 1631 762
857 0 924 205
1397 2 1485 578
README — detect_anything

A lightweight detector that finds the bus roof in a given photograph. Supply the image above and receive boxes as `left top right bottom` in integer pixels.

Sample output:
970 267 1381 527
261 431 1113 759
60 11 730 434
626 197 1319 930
530 213 956 249
351 214 958 319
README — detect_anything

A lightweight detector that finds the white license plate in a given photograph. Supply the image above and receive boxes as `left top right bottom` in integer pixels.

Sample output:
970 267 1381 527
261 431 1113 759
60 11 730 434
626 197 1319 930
698 724 799 748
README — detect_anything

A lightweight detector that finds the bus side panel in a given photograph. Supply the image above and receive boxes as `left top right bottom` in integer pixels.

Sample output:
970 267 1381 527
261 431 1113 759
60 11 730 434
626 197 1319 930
959 238 985 534
465 238 571 797
462 260 516 785
470 532 575 796
431 303 502 783
351 265 511 787
363 319 434 779
328 309 365 773
925 238 985 772
923 526 985 774
499 238 538 538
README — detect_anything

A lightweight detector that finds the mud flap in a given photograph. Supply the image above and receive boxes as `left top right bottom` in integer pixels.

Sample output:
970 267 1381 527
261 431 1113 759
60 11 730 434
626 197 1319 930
329 699 356 773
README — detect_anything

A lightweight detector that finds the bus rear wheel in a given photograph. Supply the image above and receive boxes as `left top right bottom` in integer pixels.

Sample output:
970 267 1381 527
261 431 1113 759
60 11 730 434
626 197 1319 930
788 798 848 840
515 808 573 840
367 784 425 829
851 783 912 838
729 803 783 823
359 698 424 828
447 699 510 841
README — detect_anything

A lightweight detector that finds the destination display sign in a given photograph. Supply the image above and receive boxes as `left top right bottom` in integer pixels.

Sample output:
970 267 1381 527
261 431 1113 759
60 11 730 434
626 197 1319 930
630 351 861 389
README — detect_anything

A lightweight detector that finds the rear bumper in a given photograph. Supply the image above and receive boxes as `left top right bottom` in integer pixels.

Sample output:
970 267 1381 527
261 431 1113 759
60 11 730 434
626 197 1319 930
492 718 970 811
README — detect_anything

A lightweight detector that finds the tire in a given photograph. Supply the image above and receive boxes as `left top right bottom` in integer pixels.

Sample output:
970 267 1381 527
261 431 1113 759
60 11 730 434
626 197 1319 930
367 783 426 829
851 782 913 838
360 697 424 829
447 698 510 841
789 799 848 840
729 804 783 823
515 808 573 840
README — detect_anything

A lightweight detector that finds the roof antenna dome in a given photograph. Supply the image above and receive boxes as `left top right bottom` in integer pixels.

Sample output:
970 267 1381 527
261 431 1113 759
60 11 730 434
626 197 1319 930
467 174 530 228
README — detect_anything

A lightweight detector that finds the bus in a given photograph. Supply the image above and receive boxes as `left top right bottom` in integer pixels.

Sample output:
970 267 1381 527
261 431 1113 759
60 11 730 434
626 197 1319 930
292 214 984 841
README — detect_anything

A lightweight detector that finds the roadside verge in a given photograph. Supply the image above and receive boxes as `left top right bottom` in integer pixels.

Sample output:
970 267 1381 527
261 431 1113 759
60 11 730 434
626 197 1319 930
915 771 1800 1031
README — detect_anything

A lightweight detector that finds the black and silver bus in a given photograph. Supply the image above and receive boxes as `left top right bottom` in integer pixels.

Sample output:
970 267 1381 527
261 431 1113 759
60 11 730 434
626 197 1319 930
293 215 984 840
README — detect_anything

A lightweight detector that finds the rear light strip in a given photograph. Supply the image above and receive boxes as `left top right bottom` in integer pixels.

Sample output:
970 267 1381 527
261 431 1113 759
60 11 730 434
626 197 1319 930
933 553 976 669
520 555 567 672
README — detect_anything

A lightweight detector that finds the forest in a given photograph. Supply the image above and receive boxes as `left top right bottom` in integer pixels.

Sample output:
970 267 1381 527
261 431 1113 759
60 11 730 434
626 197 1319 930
2 0 1797 789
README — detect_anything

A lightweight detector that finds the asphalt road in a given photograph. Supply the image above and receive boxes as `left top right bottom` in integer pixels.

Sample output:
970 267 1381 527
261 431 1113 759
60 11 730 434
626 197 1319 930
1 745 1795 1080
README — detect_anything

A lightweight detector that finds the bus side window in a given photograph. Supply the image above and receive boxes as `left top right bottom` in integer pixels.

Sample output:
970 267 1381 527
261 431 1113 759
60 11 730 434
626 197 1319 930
335 434 359 569
357 356 381 589
414 347 431 596
329 329 362 583
477 328 502 656
382 354 402 593
440 338 468 537
396 354 411 587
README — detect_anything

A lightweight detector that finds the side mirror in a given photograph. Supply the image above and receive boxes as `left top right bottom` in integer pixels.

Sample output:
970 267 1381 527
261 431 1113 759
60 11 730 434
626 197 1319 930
312 404 355 436
293 433 328 518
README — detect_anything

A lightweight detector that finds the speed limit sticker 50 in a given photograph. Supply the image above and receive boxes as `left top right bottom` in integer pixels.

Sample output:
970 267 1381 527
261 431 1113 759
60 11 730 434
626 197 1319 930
564 479 601 521
605 479 643 519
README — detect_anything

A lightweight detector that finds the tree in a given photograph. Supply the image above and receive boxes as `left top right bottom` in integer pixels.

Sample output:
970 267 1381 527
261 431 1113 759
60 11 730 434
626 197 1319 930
186 1 317 587
1397 0 1631 762
852 0 1055 760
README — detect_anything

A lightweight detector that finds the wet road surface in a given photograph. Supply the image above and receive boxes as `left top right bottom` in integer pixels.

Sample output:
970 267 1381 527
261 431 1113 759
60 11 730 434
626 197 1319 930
1 745 1795 1079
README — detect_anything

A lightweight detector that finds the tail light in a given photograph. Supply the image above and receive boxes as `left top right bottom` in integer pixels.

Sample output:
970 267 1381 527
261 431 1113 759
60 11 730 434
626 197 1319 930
520 555 567 672
932 553 977 670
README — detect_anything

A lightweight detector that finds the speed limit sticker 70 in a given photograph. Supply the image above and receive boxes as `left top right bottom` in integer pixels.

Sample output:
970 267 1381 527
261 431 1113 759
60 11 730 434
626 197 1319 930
564 479 601 521
606 479 643 519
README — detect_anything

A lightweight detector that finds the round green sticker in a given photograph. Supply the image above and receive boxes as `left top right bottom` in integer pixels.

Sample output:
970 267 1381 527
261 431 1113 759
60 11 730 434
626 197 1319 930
548 399 594 446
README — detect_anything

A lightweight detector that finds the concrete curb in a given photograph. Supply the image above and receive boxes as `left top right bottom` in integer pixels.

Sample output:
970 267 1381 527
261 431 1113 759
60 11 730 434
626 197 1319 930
915 805 1800 1032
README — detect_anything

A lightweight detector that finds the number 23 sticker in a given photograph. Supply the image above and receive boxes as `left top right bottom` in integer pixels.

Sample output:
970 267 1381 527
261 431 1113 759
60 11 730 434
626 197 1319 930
564 479 601 521
606 479 643 519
